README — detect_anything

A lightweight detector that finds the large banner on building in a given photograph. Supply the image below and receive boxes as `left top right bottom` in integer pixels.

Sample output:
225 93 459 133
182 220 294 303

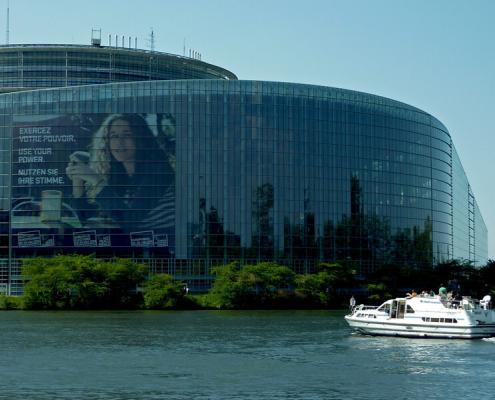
11 113 175 255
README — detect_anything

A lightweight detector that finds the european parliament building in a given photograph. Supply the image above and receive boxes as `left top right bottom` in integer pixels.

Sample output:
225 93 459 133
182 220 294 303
0 43 487 294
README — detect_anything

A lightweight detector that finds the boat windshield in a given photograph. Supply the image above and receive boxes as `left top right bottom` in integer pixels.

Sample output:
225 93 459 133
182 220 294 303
377 303 391 314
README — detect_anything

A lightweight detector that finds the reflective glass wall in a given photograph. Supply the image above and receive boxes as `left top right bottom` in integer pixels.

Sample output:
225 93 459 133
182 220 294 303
0 45 237 91
0 80 488 293
452 147 488 264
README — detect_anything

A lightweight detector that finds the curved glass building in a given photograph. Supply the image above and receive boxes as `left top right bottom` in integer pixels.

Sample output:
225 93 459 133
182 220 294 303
0 44 487 294
0 44 236 92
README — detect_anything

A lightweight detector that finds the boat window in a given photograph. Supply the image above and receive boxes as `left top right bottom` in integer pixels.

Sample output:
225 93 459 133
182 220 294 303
431 318 439 322
453 319 458 323
406 305 415 313
445 318 452 323
377 304 391 313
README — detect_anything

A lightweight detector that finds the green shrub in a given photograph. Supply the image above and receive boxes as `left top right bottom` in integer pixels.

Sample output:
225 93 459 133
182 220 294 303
22 255 146 310
294 273 330 306
294 262 355 307
367 283 392 304
207 262 295 309
0 294 22 310
143 274 185 309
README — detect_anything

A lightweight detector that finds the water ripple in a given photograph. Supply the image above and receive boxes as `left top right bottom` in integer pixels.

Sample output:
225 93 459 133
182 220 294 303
1 310 495 399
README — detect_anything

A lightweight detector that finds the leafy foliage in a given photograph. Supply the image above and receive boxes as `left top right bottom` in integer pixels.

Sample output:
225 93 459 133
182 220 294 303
207 262 295 309
0 294 22 310
295 262 355 307
207 261 355 309
22 255 146 309
364 259 495 303
12 254 495 311
143 273 186 309
367 283 392 303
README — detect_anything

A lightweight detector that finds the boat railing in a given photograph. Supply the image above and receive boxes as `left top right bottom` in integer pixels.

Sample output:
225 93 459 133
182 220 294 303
353 304 377 313
444 299 462 309
442 297 486 311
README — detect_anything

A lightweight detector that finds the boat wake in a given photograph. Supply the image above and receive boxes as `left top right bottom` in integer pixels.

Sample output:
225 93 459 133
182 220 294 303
481 337 495 343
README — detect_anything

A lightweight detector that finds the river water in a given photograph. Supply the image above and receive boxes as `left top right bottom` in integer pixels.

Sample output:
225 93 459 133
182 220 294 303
0 310 494 399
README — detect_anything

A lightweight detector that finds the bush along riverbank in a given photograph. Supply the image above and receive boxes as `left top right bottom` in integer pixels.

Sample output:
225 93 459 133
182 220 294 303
2 255 495 310
2 255 355 310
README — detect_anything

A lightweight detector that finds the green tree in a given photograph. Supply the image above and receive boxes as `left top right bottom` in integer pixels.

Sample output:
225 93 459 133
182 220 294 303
480 259 495 297
295 261 355 307
239 262 295 305
367 283 392 304
432 259 479 297
207 262 295 309
0 294 22 310
143 273 185 309
206 262 242 309
294 273 330 306
318 262 355 290
22 255 146 309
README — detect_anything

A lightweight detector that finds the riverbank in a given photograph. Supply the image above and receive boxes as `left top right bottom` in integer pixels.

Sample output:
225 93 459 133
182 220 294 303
8 255 495 311
13 256 356 311
0 293 352 311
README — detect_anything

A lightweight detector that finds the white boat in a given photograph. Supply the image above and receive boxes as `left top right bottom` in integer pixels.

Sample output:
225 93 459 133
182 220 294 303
345 295 495 339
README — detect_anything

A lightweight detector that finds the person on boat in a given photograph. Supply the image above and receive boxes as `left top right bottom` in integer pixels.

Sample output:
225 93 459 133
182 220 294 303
452 292 462 308
406 289 417 298
438 284 447 298
349 296 356 311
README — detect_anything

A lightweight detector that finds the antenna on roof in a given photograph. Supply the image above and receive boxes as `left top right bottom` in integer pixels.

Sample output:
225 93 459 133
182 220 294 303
148 28 155 52
6 0 10 45
188 48 202 60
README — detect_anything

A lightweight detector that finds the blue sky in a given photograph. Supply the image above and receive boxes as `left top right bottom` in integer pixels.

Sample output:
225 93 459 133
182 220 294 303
5 0 495 258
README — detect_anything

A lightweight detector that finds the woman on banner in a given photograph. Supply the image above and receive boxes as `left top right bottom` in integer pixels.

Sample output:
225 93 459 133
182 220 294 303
65 113 175 241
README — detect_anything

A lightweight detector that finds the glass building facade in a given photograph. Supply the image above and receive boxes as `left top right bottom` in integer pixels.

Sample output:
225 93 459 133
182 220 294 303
0 45 487 294
0 44 236 91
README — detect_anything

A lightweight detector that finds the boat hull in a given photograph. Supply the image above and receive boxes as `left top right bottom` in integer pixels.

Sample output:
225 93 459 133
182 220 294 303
345 316 495 339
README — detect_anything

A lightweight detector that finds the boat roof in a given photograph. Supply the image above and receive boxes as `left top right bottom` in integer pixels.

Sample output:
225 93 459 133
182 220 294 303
384 296 450 312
